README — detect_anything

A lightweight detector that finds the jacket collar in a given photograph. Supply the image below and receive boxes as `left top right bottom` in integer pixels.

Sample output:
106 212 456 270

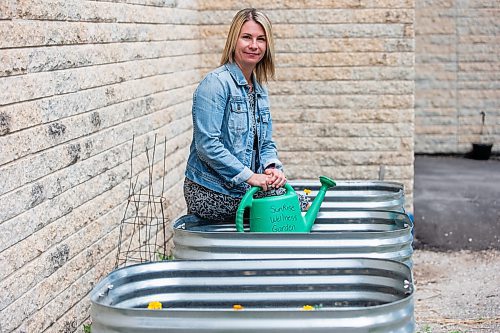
224 62 265 96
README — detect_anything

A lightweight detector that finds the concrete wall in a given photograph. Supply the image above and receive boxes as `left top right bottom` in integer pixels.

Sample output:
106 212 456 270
415 0 499 154
0 1 415 332
0 0 200 332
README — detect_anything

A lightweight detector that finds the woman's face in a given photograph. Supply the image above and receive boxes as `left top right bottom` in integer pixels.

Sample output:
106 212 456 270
234 20 267 71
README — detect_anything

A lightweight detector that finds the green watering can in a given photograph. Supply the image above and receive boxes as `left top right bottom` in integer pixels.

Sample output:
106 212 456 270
235 176 336 233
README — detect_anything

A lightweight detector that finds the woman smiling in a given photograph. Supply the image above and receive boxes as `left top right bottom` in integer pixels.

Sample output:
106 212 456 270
184 8 308 222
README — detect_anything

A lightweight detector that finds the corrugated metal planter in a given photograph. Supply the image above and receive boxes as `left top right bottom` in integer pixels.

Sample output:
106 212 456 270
289 180 406 212
173 211 413 266
91 258 414 332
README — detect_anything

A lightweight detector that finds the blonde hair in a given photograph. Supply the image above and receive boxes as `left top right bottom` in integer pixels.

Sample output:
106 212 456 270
220 8 275 84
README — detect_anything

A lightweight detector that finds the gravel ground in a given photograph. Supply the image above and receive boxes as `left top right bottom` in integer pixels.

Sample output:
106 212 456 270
414 249 500 333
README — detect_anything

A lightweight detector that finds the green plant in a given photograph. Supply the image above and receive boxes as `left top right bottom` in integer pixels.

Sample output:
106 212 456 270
313 303 323 310
417 325 432 333
83 323 91 333
156 251 174 261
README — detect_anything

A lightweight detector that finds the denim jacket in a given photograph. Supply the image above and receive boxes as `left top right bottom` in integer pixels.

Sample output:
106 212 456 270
185 62 282 197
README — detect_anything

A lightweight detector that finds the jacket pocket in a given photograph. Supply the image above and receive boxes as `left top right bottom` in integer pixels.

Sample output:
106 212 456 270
260 110 270 123
229 98 249 134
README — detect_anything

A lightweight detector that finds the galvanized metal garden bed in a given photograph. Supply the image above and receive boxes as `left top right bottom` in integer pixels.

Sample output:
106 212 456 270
288 180 406 212
90 258 414 332
173 210 413 266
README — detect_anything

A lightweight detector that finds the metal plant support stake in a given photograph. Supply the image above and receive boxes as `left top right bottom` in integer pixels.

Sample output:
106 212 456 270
115 134 169 268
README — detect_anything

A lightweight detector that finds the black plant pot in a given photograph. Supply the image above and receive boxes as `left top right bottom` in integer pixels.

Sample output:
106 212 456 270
466 143 493 160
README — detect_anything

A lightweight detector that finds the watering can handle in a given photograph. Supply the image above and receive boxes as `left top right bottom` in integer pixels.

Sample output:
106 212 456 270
235 183 296 232
235 186 259 232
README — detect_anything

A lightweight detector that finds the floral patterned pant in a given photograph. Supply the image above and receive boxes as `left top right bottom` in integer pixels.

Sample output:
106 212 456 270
184 178 310 222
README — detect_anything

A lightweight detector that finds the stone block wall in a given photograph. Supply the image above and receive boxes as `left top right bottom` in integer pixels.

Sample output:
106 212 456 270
199 0 415 205
0 1 416 332
0 0 200 332
415 0 499 153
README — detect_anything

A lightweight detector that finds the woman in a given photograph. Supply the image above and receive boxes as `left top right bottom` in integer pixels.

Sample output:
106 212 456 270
184 8 307 222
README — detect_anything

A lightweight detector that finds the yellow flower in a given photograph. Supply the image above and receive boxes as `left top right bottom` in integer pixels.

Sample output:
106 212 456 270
147 301 162 310
303 189 312 195
233 304 244 310
302 305 314 311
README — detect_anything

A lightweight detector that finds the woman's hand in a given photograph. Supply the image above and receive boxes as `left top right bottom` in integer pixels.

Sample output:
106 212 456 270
246 173 271 191
264 168 286 189
246 169 287 191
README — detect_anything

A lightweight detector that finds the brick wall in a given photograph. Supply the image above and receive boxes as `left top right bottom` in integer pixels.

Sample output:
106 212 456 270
0 1 416 332
415 0 499 153
0 0 200 331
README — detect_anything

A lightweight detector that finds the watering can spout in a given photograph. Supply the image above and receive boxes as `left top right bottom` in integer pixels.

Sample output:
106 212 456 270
303 176 336 231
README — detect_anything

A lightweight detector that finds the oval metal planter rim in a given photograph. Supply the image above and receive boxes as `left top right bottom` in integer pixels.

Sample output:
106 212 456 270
173 210 413 236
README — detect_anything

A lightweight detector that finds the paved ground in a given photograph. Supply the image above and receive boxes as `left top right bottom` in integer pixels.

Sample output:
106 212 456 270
413 155 500 250
413 155 500 333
